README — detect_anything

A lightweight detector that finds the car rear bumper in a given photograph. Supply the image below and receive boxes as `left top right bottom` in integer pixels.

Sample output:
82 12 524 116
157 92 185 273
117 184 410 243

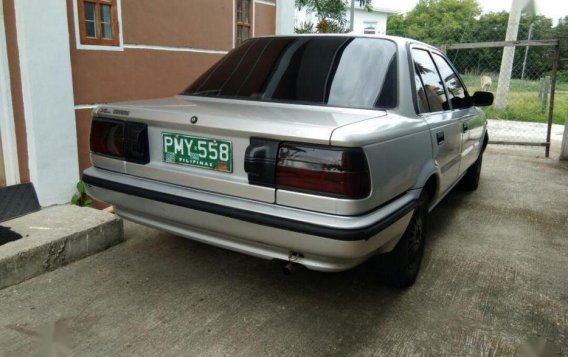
83 167 418 272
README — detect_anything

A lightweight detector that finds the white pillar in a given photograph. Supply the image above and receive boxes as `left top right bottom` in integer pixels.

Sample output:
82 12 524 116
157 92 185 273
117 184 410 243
494 0 522 110
15 0 79 205
276 0 295 35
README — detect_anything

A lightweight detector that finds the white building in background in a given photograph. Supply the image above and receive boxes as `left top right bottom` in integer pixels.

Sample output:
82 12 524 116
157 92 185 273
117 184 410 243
295 2 399 35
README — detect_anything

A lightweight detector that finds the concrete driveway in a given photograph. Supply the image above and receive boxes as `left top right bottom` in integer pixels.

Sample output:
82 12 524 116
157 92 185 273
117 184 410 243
1 146 567 356
487 118 565 145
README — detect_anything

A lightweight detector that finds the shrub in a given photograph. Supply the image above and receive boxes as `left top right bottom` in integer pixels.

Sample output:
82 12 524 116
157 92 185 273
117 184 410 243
71 180 93 207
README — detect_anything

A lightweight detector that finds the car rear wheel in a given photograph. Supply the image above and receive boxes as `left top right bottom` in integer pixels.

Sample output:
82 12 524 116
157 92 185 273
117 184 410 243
378 189 429 289
460 152 483 191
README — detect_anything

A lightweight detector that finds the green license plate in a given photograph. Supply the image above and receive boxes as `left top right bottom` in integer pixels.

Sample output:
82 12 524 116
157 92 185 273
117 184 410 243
162 132 233 173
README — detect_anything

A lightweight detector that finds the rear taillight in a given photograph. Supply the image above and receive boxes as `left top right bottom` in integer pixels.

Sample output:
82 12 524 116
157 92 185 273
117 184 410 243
244 138 280 187
90 118 149 164
276 144 371 199
90 119 124 157
123 122 150 164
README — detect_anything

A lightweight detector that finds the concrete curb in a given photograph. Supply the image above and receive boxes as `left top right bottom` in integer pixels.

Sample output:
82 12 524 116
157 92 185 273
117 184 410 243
0 205 123 290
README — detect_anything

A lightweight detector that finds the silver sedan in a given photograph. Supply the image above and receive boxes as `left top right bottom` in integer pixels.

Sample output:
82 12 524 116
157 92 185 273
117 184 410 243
83 35 493 288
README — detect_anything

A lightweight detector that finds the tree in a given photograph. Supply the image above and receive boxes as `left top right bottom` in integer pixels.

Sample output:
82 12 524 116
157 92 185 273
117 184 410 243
295 0 372 33
414 0 480 44
554 16 568 71
449 12 555 79
390 0 481 44
386 0 558 80
386 14 406 37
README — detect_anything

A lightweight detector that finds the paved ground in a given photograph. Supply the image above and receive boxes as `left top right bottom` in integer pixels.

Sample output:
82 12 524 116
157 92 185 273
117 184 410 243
0 146 567 356
487 118 565 145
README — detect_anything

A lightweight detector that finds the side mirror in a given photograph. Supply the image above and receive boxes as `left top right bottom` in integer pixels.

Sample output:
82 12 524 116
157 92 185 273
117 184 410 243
472 91 494 107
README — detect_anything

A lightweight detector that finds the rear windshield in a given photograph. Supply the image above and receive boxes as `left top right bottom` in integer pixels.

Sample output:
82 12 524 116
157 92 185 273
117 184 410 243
182 36 398 110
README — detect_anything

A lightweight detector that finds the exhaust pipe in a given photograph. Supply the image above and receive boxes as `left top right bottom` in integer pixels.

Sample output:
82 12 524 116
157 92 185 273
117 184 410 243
283 262 304 275
281 251 305 275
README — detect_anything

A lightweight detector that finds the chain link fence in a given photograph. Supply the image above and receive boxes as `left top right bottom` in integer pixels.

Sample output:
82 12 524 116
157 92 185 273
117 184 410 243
441 39 562 156
387 11 567 157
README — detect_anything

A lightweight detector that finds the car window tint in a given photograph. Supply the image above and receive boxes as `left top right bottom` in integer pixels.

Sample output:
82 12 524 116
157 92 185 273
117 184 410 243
413 70 429 114
432 53 472 110
412 49 448 112
375 56 397 108
183 37 398 110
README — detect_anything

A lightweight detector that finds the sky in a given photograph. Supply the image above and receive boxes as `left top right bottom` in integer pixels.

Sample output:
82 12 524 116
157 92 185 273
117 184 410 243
390 0 568 24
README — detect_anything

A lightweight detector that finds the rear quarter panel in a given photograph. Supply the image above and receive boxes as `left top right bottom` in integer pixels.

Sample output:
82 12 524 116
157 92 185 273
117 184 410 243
330 114 433 210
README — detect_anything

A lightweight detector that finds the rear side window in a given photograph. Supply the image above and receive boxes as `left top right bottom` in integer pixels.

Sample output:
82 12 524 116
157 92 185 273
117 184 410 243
412 49 448 113
183 37 398 110
413 71 429 114
432 54 472 110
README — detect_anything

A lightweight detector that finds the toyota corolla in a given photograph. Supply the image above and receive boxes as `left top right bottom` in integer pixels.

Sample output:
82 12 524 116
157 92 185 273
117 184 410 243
83 35 493 288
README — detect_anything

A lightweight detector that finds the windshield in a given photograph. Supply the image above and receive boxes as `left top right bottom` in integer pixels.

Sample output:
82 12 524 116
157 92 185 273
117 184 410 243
182 36 398 110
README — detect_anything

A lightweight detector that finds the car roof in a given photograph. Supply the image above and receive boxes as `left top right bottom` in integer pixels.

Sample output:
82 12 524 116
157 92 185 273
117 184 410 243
252 33 439 52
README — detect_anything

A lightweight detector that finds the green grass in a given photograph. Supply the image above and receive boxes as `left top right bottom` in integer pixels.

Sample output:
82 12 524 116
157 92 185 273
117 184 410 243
461 75 568 125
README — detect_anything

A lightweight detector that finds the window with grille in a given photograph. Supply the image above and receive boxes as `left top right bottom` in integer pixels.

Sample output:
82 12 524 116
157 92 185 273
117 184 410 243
236 0 252 46
363 22 377 35
77 0 119 46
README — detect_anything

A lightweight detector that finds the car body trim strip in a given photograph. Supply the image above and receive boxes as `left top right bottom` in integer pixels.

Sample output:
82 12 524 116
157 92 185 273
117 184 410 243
83 173 416 241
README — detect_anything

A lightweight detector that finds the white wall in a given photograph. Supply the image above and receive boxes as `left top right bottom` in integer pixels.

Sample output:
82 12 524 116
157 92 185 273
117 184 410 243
352 9 388 35
295 6 392 34
15 0 79 206
276 0 295 35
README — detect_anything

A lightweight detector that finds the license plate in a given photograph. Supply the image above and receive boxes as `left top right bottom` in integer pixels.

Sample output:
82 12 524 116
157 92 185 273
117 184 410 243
162 132 233 173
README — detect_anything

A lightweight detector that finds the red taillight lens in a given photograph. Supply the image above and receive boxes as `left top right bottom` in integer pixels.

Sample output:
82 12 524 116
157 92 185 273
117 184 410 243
276 144 371 199
90 118 150 164
90 119 125 157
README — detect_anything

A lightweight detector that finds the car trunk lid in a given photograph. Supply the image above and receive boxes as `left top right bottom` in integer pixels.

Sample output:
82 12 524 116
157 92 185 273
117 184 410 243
93 96 386 203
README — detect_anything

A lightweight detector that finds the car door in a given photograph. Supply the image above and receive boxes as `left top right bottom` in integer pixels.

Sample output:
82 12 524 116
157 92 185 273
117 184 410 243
431 52 484 173
411 48 462 195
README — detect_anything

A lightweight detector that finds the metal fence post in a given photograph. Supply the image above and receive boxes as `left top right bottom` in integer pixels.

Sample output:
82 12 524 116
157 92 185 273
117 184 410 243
545 44 560 158
540 76 550 111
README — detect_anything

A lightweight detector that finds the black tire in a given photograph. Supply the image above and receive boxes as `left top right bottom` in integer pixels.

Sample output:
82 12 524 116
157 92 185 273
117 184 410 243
379 190 429 289
460 153 483 191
